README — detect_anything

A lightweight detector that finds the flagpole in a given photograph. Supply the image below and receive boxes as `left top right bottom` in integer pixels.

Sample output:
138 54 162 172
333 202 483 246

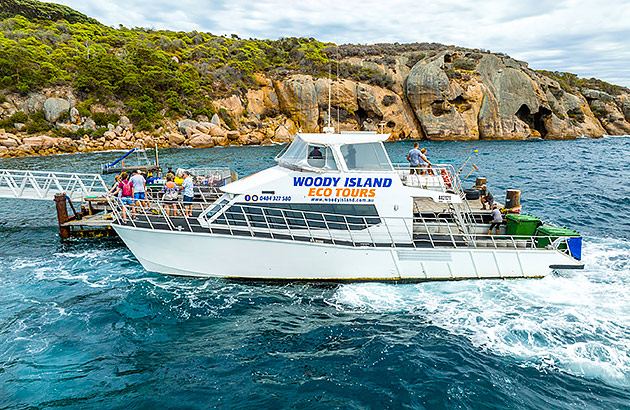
457 149 478 175
455 163 479 191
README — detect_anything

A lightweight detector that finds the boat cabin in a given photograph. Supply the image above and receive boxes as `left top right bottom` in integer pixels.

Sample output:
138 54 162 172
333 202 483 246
275 132 393 173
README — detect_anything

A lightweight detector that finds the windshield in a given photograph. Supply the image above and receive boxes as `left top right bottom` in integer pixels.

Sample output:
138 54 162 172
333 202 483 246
341 143 392 171
276 137 338 171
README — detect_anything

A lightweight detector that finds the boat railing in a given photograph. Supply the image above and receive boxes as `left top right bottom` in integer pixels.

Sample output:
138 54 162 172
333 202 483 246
105 196 579 258
145 185 224 204
391 163 462 192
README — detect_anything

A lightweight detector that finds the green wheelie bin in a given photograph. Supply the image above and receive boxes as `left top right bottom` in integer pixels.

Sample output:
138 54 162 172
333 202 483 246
535 225 580 249
505 214 541 237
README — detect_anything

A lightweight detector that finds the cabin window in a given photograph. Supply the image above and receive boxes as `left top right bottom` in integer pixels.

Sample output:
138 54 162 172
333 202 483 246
276 136 338 171
341 143 392 171
201 194 232 220
212 203 380 231
306 144 337 170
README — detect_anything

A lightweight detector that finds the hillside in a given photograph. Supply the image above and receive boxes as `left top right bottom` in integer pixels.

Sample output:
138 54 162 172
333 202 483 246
0 1 629 157
0 0 99 24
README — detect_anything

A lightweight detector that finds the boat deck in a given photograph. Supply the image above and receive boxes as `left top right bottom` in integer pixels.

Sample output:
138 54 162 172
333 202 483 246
413 197 501 213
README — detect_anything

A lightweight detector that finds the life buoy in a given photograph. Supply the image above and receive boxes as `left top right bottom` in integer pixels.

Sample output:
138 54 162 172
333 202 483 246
441 169 452 188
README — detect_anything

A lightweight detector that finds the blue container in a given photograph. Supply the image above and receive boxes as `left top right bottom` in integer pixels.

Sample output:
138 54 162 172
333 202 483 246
567 237 582 260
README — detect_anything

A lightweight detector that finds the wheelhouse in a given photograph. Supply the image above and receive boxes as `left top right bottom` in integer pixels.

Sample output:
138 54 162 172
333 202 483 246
275 133 394 173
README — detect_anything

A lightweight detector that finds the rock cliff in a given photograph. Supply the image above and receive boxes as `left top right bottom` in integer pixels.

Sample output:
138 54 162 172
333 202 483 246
1 46 629 158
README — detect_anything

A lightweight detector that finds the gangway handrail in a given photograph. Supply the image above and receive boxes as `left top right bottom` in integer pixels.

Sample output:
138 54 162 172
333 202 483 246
102 148 136 170
0 169 109 201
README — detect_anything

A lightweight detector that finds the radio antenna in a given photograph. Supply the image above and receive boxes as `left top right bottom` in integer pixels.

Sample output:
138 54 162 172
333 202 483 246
336 47 340 133
323 56 334 133
327 62 332 129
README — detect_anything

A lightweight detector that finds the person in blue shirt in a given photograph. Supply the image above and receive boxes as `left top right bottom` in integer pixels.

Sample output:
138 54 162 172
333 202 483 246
407 143 432 174
181 171 195 217
129 170 148 214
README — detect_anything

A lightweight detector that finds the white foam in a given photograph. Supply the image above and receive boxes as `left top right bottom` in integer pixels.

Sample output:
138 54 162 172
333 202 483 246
333 236 630 388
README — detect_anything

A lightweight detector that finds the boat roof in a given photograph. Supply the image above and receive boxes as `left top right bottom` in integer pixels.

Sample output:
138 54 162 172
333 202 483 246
298 132 390 146
221 166 290 194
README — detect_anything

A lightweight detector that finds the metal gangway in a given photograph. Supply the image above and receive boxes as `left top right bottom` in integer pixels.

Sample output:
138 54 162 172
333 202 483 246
0 169 109 201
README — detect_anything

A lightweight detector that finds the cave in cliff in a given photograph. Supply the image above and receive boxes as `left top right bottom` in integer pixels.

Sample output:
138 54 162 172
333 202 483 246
431 101 450 117
355 107 383 130
516 104 551 137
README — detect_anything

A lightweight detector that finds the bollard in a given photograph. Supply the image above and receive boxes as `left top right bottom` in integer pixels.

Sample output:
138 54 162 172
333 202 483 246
54 193 71 240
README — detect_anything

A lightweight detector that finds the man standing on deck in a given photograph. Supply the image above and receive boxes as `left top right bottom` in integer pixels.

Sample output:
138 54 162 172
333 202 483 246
407 142 423 174
181 170 194 217
130 170 148 215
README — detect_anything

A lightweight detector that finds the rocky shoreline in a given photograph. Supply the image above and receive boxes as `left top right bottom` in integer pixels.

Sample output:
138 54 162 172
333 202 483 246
0 119 293 159
2 49 630 160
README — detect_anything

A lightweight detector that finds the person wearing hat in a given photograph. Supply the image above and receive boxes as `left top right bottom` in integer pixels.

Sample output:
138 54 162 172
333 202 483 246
480 184 494 210
488 203 503 235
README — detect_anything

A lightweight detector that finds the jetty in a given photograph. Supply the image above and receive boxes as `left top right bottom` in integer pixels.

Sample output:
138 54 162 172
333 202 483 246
0 168 116 239
0 167 233 240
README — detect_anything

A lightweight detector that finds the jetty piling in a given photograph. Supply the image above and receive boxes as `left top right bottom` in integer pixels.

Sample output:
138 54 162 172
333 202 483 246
54 193 71 240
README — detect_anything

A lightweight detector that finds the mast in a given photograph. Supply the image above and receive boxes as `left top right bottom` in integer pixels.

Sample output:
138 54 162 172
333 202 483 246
324 61 334 133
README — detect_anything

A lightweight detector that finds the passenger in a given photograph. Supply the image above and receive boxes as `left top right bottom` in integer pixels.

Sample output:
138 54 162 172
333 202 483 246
109 174 122 197
480 184 494 210
419 148 432 174
130 169 148 214
308 146 323 159
488 203 503 235
109 171 134 221
406 142 422 174
161 173 179 216
181 170 194 217
344 144 356 169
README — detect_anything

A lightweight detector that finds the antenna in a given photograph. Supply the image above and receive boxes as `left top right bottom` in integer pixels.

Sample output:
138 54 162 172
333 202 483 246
328 62 331 129
336 46 340 133
323 59 334 133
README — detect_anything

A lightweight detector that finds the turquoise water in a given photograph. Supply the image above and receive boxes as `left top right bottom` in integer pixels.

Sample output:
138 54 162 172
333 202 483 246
1 138 629 409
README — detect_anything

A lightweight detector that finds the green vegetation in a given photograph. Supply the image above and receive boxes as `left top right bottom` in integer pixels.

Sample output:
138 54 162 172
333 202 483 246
537 70 629 95
0 0 627 137
453 58 477 71
0 0 99 24
0 109 50 132
24 110 51 133
92 111 119 126
0 8 335 130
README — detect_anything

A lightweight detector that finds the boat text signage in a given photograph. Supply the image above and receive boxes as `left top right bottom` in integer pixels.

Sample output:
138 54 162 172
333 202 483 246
293 176 392 199
293 176 392 188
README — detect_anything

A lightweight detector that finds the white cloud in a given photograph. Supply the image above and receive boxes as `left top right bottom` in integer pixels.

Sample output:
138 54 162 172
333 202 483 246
54 0 630 87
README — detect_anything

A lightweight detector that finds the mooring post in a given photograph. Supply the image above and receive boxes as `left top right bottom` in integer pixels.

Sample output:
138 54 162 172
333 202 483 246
54 193 71 240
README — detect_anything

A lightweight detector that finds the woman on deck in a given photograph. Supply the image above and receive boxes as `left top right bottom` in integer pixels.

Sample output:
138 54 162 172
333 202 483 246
161 174 179 216
109 172 134 221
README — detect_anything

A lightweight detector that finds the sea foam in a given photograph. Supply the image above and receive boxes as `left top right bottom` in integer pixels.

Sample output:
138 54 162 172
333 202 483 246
334 236 630 388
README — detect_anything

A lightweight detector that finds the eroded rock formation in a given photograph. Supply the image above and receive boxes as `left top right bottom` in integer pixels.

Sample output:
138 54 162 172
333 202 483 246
1 49 629 159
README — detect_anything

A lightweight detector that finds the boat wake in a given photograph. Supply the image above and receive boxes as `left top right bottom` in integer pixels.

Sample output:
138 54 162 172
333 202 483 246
333 236 630 388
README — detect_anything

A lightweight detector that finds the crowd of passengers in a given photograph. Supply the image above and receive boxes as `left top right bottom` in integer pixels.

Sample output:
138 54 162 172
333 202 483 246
107 169 195 221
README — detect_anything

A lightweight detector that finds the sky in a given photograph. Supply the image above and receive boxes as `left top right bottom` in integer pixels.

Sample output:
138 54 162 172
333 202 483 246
55 0 630 87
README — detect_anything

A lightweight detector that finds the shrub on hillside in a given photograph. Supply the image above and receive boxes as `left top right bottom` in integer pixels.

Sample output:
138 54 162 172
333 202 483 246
92 112 120 126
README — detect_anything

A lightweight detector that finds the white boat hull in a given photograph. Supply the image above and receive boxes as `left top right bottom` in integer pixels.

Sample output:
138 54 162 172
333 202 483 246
114 225 582 280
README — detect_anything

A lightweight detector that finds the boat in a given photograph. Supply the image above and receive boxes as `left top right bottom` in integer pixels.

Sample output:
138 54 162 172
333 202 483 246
108 132 583 280
101 146 161 175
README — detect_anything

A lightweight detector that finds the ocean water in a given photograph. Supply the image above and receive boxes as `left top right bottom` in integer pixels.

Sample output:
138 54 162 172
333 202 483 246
1 137 629 409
